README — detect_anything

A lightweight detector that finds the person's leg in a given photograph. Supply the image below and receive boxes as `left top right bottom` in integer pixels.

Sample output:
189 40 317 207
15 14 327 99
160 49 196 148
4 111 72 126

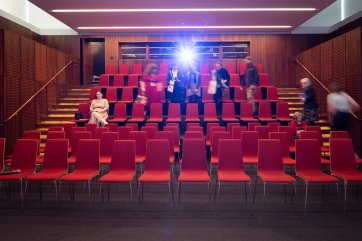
247 85 257 114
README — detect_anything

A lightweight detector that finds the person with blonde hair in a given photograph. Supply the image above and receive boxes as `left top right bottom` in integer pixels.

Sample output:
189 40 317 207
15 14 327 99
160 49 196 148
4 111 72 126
139 63 163 111
300 78 319 125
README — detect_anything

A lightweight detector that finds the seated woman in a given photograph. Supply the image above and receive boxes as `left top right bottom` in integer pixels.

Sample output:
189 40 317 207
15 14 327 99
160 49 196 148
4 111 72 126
289 111 308 137
88 90 109 126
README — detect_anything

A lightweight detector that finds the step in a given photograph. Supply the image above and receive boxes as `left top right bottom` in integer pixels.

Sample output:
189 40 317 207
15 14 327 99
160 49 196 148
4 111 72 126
53 103 80 108
49 109 78 114
59 97 89 101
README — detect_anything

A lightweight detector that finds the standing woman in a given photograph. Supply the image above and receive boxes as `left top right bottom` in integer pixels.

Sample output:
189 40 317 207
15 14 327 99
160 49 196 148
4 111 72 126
89 90 109 126
166 63 184 103
139 63 163 111
186 64 201 103
327 82 360 131
300 78 319 125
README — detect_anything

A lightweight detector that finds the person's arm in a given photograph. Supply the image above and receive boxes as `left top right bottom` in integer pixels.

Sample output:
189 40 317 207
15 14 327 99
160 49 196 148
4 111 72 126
90 100 95 112
166 71 172 84
327 94 336 115
103 100 109 112
346 93 361 113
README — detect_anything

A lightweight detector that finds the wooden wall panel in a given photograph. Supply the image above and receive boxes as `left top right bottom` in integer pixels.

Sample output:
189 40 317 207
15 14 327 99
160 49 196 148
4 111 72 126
98 34 319 88
35 43 47 123
332 35 346 90
20 37 36 131
3 31 21 150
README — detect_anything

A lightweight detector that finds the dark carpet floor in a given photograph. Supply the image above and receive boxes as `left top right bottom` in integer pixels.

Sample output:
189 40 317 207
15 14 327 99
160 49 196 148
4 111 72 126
0 175 362 241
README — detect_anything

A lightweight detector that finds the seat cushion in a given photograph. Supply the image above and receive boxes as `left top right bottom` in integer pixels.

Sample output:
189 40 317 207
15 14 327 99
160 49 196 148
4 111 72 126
166 118 181 122
58 170 99 182
135 155 145 164
258 171 296 183
222 118 238 122
240 118 258 122
185 118 200 122
283 157 296 165
203 118 219 122
99 170 135 182
243 156 258 164
218 170 251 182
109 118 126 123
148 118 163 122
138 170 170 182
178 170 210 182
258 118 276 122
100 155 112 164
0 169 35 180
332 170 362 182
26 170 68 181
297 171 339 183
128 118 144 122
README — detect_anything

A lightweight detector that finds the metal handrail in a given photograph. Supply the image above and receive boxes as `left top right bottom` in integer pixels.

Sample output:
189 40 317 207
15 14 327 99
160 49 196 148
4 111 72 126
294 59 361 121
0 60 73 125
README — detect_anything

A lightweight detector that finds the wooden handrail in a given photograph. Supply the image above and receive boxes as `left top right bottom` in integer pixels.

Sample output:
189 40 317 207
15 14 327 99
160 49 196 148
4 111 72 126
0 60 73 125
294 59 361 121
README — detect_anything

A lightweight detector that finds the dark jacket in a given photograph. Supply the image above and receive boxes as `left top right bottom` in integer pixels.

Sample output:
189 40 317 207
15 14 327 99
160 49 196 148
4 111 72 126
304 86 319 110
242 65 259 87
186 71 201 89
216 67 230 87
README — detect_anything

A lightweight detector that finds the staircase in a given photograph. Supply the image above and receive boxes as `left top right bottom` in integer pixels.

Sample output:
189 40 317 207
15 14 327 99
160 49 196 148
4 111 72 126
36 86 91 151
35 86 331 152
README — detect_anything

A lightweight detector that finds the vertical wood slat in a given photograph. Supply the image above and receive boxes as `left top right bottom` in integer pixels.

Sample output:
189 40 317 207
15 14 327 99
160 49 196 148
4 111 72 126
4 31 21 150
35 42 47 123
20 36 35 131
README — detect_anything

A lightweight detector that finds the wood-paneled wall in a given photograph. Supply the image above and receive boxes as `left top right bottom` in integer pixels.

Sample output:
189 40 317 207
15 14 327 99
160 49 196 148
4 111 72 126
81 34 322 87
295 27 362 153
0 30 80 154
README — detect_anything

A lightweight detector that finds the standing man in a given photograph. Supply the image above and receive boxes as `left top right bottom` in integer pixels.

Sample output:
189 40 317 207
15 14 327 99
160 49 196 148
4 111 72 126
241 56 259 115
166 63 184 103
215 61 230 114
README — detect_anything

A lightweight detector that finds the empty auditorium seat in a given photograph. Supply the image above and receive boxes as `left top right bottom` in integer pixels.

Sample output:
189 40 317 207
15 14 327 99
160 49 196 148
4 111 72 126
109 103 127 124
100 132 119 164
258 102 276 122
148 103 164 123
166 103 181 122
239 102 258 122
204 103 219 123
128 103 145 123
114 75 125 87
106 64 117 74
276 102 291 122
119 64 129 75
185 103 200 122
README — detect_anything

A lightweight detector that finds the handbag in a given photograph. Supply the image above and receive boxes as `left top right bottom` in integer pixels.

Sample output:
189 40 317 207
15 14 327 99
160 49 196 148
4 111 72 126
207 80 217 95
74 112 83 120
167 80 175 93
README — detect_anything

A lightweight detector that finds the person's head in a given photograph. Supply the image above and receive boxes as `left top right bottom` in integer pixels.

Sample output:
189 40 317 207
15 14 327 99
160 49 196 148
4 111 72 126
300 78 311 89
211 69 217 75
293 111 303 122
329 81 341 93
215 61 222 70
144 63 158 76
95 90 103 100
170 63 178 71
244 56 254 66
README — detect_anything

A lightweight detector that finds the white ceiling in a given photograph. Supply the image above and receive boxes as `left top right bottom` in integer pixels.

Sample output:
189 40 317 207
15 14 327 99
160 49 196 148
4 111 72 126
28 0 335 34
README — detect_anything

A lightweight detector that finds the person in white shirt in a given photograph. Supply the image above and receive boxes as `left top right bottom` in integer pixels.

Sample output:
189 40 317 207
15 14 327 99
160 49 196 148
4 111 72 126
327 82 360 131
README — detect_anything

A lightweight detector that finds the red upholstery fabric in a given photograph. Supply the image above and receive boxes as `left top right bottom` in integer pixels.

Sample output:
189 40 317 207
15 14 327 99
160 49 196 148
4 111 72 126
93 127 109 139
129 131 147 164
222 103 238 122
125 123 138 131
240 103 258 122
166 103 181 122
258 102 276 122
141 126 157 139
255 126 271 139
241 131 259 164
104 124 118 132
128 103 145 122
276 102 291 122
120 87 134 103
184 131 203 139
201 87 214 103
266 86 279 102
155 131 175 163
234 87 247 103
119 64 129 75
185 103 200 122
0 138 4 171
278 126 296 152
163 126 180 153
106 87 118 103
148 103 163 122
210 132 231 164
204 103 219 122
269 132 295 165
114 74 125 87
117 126 132 139
207 126 225 146
100 132 119 164
231 126 247 139
105 64 117 74
68 131 91 164
248 122 260 131
109 103 127 123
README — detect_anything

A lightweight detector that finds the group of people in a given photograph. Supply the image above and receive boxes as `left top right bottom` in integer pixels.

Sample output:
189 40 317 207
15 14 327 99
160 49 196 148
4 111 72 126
298 77 360 131
138 57 260 114
88 59 360 133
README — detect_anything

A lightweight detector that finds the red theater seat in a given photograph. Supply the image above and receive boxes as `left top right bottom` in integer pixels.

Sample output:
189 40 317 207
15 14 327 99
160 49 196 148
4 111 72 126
267 122 281 132
255 139 296 208
128 103 145 123
99 74 110 86
99 140 136 201
129 131 147 165
266 86 279 103
231 126 247 139
201 87 214 103
71 103 90 123
204 103 219 122
166 103 181 122
163 126 180 155
0 139 38 208
216 139 251 204
58 140 100 208
269 132 295 166
255 126 271 139
131 64 142 75
109 103 127 124
48 126 63 132
106 64 117 74
258 102 276 122
148 103 163 123
276 102 291 122
296 139 339 215
0 138 5 172
119 64 129 75
330 131 349 139
63 123 76 140
210 131 231 166
184 131 203 140
155 131 175 163
300 131 330 165
234 87 247 103
100 132 119 164
68 131 91 164
118 126 133 140
241 131 259 166
305 126 329 153
114 75 125 87
185 103 200 122
106 87 118 104
25 139 69 206
259 74 270 87
141 126 156 139
138 140 173 203
178 139 210 204
240 103 258 122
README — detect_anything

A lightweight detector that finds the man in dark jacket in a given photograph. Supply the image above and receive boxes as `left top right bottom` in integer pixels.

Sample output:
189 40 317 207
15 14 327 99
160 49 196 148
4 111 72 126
241 56 259 114
215 61 230 114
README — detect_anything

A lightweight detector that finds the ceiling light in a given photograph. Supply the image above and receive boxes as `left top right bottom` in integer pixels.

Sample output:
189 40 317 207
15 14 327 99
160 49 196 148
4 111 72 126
53 8 316 13
77 26 292 30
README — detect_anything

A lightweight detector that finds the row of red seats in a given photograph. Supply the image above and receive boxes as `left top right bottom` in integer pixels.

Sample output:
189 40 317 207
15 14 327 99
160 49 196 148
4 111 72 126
105 63 264 75
0 135 360 213
92 86 279 104
74 102 291 125
99 72 270 88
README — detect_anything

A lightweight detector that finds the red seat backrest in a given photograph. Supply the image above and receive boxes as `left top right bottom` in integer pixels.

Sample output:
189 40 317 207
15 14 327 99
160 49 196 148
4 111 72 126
276 102 290 118
11 139 38 171
248 122 261 131
225 64 236 74
184 131 203 139
168 103 181 119
150 103 163 119
129 131 147 158
113 103 127 119
99 74 110 86
110 140 136 171
105 64 117 74
118 126 133 139
295 139 322 172
144 139 170 171
155 131 175 157
47 131 65 139
100 132 119 156
258 139 284 171
240 103 254 119
121 87 134 102
42 139 69 170
330 131 349 139
126 123 138 131
218 139 244 171
114 75 125 87
269 132 291 159
330 139 356 172
131 103 145 119
75 139 100 171
0 138 5 171
268 122 281 132
182 139 208 172
231 126 247 139
141 126 157 139
258 102 272 118
93 127 110 139
48 126 63 132
241 131 259 157
227 123 239 133
104 123 118 132
119 64 129 75
132 64 143 75
255 126 271 139
211 132 231 158
204 103 217 119
70 131 91 155
186 103 199 119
